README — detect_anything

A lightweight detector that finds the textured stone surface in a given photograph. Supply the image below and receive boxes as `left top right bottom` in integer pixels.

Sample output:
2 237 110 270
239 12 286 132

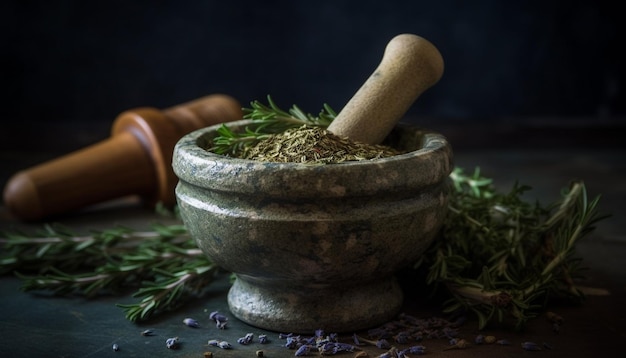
172 120 453 333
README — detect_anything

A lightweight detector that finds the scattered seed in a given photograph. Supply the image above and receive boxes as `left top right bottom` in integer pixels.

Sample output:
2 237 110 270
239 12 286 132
484 335 496 344
203 352 213 358
546 311 564 325
256 350 264 357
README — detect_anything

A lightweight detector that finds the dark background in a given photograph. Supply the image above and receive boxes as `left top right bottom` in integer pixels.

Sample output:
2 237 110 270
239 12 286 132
1 0 624 154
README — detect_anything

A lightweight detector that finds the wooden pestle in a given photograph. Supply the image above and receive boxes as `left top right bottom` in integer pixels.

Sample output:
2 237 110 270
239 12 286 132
3 94 242 221
327 34 444 144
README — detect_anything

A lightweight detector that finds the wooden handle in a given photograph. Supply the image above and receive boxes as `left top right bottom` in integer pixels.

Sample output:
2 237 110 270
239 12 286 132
327 34 444 144
3 94 242 221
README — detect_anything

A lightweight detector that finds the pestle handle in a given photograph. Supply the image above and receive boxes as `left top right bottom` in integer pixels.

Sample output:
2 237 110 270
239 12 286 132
327 34 444 144
3 94 242 221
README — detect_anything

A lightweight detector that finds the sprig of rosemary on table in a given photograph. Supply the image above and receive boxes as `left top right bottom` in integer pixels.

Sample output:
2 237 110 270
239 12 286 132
0 98 608 329
210 95 336 156
414 167 607 330
1 221 220 322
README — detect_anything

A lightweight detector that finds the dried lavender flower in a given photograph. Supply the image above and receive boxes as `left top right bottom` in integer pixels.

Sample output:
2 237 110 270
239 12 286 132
165 337 179 349
521 341 542 351
217 341 232 349
112 343 119 351
209 310 228 329
237 333 254 345
183 317 199 328
140 329 154 336
400 345 426 355
295 344 312 356
258 334 269 344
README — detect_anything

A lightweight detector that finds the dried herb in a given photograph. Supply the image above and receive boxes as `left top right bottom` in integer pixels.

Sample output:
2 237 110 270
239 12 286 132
244 125 401 164
210 95 336 156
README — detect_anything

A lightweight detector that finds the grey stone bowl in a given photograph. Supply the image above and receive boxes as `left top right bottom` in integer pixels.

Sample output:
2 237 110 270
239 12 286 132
172 120 453 334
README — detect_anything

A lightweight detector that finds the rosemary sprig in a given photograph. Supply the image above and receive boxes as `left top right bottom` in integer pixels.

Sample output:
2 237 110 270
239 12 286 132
210 95 337 156
1 222 219 322
415 167 608 330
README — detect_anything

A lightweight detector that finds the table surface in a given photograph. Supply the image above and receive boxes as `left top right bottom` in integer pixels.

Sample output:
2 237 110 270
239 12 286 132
1 140 625 357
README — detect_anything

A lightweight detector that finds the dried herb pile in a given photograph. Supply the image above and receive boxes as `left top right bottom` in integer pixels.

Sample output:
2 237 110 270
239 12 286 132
243 125 401 164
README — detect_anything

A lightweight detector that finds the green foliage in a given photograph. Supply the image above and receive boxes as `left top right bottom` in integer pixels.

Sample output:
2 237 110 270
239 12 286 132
1 223 218 322
209 95 336 156
414 167 608 330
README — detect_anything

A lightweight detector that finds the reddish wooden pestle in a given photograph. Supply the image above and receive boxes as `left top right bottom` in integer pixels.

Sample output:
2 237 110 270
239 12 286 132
3 94 242 221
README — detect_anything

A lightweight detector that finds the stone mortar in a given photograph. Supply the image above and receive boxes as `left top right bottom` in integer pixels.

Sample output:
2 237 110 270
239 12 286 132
172 119 453 333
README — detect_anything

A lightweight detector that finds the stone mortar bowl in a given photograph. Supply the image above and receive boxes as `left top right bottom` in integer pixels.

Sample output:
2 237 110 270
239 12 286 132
172 119 453 334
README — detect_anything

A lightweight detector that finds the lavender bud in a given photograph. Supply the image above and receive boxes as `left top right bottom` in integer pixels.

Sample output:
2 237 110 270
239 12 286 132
140 329 154 336
259 334 269 344
209 310 228 322
521 341 542 351
237 333 254 345
112 343 119 351
394 331 410 344
474 334 485 344
217 341 232 349
183 317 199 328
405 345 426 354
208 339 220 346
375 339 391 349
285 336 299 349
294 344 311 356
496 339 511 345
165 337 179 349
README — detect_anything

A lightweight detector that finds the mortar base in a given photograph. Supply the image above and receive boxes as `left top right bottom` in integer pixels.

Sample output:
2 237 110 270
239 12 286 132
227 275 403 334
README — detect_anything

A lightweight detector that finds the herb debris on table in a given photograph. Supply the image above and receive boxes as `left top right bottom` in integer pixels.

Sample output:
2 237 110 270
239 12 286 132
0 97 608 329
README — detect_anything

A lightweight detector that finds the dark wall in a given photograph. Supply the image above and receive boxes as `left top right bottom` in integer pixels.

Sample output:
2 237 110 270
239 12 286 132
2 0 623 132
